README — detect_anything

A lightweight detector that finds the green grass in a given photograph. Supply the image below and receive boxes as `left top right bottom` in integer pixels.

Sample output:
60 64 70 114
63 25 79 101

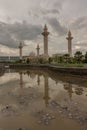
51 63 84 67
4 61 86 68
45 62 87 67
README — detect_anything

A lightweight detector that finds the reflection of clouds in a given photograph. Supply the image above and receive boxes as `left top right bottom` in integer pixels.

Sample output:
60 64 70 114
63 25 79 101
30 73 36 79
64 83 73 99
75 87 83 95
0 71 87 114
49 81 64 99
23 75 43 89
0 73 19 85
36 78 66 100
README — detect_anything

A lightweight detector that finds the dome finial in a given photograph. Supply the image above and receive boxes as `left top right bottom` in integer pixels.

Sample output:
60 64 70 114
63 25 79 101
68 30 71 36
37 44 39 48
44 24 47 30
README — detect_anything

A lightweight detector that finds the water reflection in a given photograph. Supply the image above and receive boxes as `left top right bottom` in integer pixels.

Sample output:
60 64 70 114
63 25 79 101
19 72 23 88
18 71 50 107
17 69 87 106
0 69 87 130
75 87 84 95
64 83 73 100
43 75 50 107
37 75 40 86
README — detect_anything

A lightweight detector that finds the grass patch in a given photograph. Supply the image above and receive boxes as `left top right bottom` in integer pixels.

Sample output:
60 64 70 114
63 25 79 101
63 63 84 67
51 63 84 67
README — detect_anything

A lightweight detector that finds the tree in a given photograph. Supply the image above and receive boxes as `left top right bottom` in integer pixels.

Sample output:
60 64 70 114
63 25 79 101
63 54 70 63
58 56 63 63
19 59 22 63
26 58 30 64
74 51 83 63
48 57 53 64
38 58 44 64
85 52 87 63
53 55 58 62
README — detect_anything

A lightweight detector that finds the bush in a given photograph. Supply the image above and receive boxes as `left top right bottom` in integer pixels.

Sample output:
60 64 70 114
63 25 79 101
26 58 30 64
48 57 53 64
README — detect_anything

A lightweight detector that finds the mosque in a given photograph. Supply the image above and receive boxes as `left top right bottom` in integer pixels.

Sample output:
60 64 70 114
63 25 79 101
19 24 73 60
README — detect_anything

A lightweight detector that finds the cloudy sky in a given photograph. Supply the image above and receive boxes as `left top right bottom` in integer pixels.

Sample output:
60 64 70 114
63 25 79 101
0 0 87 56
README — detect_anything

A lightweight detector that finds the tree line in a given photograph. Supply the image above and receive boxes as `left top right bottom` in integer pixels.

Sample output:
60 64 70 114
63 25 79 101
48 51 87 64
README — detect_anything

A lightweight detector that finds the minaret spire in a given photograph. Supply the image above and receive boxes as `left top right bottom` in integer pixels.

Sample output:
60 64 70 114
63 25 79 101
19 42 23 60
36 44 40 57
42 24 49 58
44 24 47 30
66 30 73 56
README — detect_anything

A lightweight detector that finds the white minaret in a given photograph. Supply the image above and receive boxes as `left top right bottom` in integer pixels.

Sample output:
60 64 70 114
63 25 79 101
19 42 23 60
36 44 40 57
42 24 49 58
19 72 23 88
43 76 50 107
66 30 73 56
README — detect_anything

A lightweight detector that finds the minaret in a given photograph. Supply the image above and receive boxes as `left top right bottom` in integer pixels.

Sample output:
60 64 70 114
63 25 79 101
43 76 50 107
66 31 73 56
19 42 23 60
42 24 49 58
37 75 40 86
36 44 40 57
19 72 23 88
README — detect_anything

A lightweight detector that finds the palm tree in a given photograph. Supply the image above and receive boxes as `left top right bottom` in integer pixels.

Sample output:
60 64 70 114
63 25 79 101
85 52 87 63
63 54 70 63
48 57 53 64
74 51 83 63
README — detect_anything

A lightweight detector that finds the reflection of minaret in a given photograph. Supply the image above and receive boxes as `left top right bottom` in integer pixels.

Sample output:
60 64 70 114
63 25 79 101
66 31 73 56
42 24 49 58
19 72 23 88
43 76 50 107
19 42 23 60
56 80 58 85
27 71 30 77
37 75 40 86
64 83 73 100
36 44 40 57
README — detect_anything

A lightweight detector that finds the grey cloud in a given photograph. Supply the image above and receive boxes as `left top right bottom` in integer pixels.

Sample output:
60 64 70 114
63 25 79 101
28 8 59 19
0 21 42 48
41 9 59 15
7 22 42 40
0 22 18 48
53 0 63 10
71 17 87 30
47 18 67 36
75 40 87 46
0 0 87 55
28 0 62 19
73 46 87 53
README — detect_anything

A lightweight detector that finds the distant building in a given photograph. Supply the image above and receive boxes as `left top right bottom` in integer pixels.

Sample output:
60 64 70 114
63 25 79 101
23 51 36 60
29 52 36 58
9 56 20 61
52 53 65 58
0 56 20 62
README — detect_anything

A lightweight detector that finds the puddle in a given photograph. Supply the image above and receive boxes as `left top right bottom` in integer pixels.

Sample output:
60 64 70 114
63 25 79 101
0 69 87 130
